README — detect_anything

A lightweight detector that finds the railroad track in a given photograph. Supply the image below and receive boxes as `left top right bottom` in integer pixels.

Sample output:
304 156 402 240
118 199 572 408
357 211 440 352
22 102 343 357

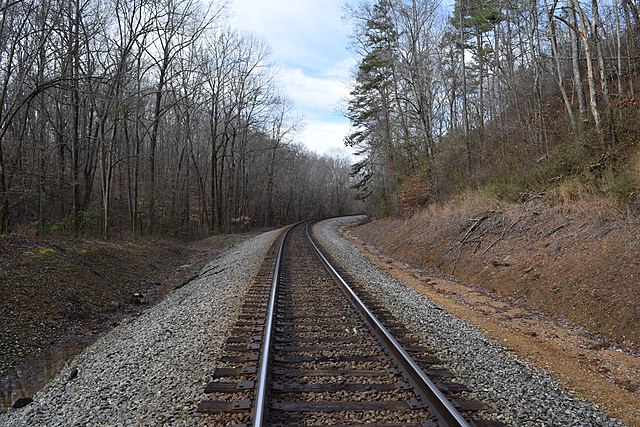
198 221 503 426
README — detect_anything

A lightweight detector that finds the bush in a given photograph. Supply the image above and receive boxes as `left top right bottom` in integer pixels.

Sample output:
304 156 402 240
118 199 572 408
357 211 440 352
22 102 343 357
49 210 101 234
400 170 431 214
540 143 595 181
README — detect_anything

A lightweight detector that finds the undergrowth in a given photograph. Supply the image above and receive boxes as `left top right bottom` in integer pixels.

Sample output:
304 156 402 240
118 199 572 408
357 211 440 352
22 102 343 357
476 141 640 213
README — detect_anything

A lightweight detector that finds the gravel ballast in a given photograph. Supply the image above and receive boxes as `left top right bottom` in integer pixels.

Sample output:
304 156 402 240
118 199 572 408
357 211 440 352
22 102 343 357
1 218 629 426
0 230 279 427
313 217 627 427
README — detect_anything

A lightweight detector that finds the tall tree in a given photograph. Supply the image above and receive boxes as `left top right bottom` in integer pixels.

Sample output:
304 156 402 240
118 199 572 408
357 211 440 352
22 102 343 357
345 0 400 215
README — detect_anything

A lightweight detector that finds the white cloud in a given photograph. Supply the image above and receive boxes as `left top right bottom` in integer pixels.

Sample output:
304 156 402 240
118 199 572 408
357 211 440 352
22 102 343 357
325 56 358 79
300 119 352 157
276 67 354 156
230 0 351 68
229 0 359 156
279 68 349 114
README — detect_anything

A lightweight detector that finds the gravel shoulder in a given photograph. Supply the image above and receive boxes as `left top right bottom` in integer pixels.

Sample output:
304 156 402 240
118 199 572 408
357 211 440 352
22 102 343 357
1 218 632 426
313 217 630 427
0 230 279 427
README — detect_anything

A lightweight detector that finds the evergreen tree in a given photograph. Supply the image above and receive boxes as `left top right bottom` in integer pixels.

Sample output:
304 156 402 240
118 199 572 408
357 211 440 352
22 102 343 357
450 0 501 129
345 0 399 214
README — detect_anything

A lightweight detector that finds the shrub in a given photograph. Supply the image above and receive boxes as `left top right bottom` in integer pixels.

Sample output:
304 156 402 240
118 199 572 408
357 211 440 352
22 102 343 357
24 246 56 258
49 210 101 234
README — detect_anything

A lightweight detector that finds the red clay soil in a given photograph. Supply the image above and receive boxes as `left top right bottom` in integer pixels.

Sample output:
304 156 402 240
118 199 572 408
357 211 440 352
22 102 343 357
352 197 639 347
348 196 640 425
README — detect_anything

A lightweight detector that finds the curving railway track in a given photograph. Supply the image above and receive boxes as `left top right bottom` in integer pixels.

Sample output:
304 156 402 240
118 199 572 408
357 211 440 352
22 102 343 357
198 220 503 426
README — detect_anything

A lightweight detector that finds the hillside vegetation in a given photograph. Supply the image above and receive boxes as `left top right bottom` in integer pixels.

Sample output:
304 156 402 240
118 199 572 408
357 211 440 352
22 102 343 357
344 0 640 218
345 1 640 347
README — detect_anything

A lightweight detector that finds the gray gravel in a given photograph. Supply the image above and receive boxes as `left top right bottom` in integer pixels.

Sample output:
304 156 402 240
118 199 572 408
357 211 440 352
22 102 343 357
313 217 628 427
1 218 629 426
0 230 278 427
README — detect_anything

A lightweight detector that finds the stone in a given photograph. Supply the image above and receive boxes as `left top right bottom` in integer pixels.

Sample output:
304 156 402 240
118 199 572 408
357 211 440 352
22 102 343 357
12 397 34 409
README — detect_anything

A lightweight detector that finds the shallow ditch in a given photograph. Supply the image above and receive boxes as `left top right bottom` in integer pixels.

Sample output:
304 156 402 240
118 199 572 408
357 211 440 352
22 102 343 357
0 245 214 411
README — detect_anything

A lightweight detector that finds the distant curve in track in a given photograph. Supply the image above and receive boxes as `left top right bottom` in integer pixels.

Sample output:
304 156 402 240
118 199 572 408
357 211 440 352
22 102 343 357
198 220 503 427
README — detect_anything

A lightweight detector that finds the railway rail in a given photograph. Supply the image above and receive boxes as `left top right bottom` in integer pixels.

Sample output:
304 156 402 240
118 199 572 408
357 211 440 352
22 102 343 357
198 220 503 426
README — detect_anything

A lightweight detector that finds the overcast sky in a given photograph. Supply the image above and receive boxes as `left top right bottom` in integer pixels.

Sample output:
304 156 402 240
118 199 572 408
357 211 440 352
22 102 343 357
229 0 357 157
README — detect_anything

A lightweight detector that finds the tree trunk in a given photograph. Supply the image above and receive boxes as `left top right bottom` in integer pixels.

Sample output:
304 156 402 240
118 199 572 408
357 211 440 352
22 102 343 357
622 1 636 97
572 0 603 142
614 0 624 97
476 30 484 133
591 0 613 145
545 0 575 128
569 5 587 119
459 4 472 177
147 67 165 234
70 0 81 236
0 144 8 233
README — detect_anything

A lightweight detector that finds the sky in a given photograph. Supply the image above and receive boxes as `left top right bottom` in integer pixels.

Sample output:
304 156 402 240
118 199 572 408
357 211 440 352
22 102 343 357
229 0 357 157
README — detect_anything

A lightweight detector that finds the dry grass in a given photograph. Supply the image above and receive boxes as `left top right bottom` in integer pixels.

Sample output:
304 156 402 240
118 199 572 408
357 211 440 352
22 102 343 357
417 191 497 217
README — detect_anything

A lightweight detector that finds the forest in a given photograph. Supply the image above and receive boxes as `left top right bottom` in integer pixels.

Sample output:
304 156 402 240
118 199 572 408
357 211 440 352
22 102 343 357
0 0 356 238
345 0 640 217
2 0 639 239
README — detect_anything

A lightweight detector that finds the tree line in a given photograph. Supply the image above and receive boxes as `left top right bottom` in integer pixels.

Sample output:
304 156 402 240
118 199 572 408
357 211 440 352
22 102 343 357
0 0 356 238
345 0 640 216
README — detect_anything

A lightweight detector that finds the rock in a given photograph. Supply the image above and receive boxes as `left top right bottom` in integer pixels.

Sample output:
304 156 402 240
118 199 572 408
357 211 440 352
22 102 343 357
12 397 33 409
132 293 144 305
492 259 511 268
68 367 79 381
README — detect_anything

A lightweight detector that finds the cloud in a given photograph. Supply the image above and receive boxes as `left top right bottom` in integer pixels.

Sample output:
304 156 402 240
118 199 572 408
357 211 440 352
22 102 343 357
230 0 352 70
230 0 359 156
279 68 349 115
275 66 354 157
300 119 352 157
325 57 358 79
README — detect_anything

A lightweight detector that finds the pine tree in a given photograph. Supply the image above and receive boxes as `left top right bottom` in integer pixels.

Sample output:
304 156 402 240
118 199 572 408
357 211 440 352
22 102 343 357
345 0 399 213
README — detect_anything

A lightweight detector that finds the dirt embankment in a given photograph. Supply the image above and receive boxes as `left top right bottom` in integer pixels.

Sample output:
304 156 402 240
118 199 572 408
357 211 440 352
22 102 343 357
349 197 640 424
352 196 640 349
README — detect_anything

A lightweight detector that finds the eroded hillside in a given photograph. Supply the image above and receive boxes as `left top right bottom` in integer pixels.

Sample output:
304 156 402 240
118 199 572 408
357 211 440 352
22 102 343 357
351 196 640 348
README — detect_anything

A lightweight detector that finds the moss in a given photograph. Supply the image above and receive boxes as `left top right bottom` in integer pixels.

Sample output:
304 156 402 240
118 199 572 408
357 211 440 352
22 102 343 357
24 246 56 259
607 171 637 201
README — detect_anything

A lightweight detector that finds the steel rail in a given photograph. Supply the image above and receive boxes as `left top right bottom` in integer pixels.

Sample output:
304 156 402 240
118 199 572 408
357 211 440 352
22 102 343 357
305 222 471 427
250 225 290 426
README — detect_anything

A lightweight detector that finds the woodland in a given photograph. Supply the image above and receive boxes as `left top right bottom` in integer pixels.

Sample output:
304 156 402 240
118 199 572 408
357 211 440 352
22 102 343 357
1 0 639 240
345 0 640 217
0 0 356 239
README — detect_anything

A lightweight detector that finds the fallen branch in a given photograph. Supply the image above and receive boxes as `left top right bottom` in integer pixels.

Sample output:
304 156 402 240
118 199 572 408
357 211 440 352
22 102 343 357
461 212 491 242
451 211 493 274
482 216 523 254
543 223 567 238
